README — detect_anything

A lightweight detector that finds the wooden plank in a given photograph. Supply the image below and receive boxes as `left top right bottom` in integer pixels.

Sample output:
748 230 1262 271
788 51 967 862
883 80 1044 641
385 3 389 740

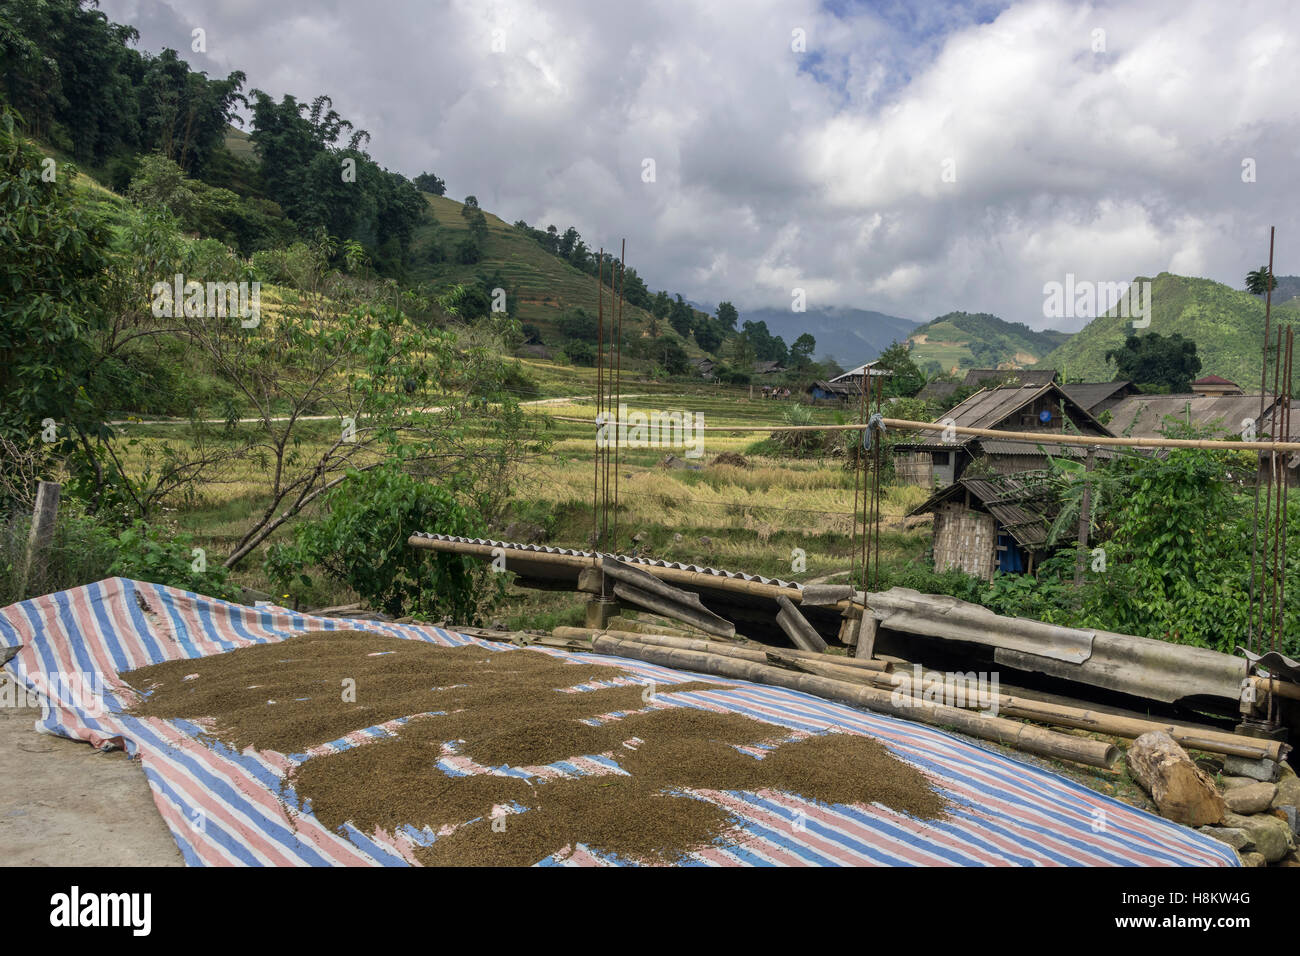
775 595 828 653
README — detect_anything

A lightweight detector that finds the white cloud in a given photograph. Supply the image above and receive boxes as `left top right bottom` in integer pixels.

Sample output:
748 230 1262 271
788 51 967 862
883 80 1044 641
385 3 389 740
101 0 1300 330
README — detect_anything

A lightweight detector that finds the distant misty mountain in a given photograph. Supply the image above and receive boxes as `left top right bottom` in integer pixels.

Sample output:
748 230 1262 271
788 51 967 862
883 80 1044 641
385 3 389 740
733 306 920 366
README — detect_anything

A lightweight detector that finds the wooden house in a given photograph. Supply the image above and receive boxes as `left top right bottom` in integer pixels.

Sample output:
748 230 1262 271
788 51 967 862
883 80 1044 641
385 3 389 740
892 383 1115 487
908 474 1055 579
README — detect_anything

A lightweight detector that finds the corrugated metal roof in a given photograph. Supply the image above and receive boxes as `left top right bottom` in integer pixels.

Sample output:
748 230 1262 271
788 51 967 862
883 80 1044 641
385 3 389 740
978 439 1117 459
896 383 1111 450
409 533 803 589
1060 381 1134 412
1108 394 1280 438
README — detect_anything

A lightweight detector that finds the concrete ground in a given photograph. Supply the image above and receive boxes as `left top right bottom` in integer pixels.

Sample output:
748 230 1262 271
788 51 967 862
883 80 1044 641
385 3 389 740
0 675 182 866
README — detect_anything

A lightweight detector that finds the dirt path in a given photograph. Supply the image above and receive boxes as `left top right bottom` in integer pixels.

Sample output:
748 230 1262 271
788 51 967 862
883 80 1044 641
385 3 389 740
0 685 181 866
107 394 642 428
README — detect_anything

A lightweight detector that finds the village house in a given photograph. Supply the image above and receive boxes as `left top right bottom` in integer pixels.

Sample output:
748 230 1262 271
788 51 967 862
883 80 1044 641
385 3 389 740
907 473 1054 579
804 379 859 403
1191 374 1245 397
1060 380 1140 418
830 360 892 391
1105 392 1281 440
892 382 1115 487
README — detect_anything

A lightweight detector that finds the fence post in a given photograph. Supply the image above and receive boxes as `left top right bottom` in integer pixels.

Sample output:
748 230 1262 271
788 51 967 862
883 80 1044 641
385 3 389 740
17 481 60 600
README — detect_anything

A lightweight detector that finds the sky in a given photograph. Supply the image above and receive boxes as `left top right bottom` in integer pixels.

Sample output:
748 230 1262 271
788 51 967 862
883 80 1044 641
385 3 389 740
101 0 1300 331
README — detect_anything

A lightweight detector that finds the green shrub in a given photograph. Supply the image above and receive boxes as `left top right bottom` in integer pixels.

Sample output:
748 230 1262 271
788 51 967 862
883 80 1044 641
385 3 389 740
0 509 236 605
106 521 239 600
264 464 500 622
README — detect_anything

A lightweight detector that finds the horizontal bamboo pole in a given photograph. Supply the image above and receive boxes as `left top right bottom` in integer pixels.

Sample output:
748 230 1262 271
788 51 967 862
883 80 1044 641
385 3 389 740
1252 676 1300 702
583 633 1286 761
546 415 1300 452
590 634 1120 769
554 627 889 672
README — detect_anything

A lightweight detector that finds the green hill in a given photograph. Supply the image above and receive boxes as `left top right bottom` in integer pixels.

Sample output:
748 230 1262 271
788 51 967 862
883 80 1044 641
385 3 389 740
407 195 656 337
226 126 666 350
1044 273 1300 386
907 311 1070 375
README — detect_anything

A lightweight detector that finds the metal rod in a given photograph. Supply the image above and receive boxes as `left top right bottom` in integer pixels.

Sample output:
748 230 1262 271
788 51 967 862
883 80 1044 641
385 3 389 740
613 239 625 553
1249 226 1275 653
593 248 605 590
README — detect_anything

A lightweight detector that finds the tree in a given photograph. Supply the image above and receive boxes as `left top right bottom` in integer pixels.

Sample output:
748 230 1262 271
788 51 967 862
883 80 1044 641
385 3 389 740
668 295 694 337
1246 266 1277 296
715 301 739 330
0 109 112 451
183 237 541 568
791 333 816 366
1106 333 1202 393
874 341 925 397
740 320 788 364
413 171 446 195
726 333 757 373
694 322 723 354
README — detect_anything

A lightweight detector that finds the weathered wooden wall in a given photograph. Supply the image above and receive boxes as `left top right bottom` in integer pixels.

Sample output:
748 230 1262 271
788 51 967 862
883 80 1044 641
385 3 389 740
894 452 933 486
932 502 996 580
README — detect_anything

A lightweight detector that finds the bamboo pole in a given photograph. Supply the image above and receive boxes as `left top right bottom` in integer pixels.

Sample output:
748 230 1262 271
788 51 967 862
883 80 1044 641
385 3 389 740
582 633 1286 761
554 627 890 672
590 634 1120 769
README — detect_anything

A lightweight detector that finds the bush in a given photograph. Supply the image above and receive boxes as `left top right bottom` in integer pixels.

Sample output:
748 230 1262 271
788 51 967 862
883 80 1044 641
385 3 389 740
264 465 500 622
0 508 236 605
564 341 596 366
106 521 239 601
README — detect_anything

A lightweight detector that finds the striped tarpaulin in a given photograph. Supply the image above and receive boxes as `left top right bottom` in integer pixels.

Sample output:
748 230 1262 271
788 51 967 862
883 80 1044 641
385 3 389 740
0 578 1237 867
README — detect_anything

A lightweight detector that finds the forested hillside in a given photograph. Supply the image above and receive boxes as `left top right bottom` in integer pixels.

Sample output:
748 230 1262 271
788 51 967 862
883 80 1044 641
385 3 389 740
907 311 1070 375
1045 273 1300 385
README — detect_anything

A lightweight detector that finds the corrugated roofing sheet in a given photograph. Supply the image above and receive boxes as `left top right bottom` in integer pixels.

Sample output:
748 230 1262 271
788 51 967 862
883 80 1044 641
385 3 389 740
1060 381 1134 412
410 533 803 589
1108 394 1279 439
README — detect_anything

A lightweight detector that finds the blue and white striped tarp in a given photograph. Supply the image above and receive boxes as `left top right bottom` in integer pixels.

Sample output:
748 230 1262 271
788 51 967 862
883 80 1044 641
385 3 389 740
0 578 1237 866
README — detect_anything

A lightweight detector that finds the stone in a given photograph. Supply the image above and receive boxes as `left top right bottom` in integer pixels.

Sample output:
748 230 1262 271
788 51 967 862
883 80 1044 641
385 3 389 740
1240 851 1268 867
1198 826 1253 851
1274 804 1299 837
1223 782 1277 814
1127 732 1226 827
699 536 712 548
1219 775 1260 791
1273 774 1300 809
673 533 683 543
1222 755 1280 783
1223 812 1294 863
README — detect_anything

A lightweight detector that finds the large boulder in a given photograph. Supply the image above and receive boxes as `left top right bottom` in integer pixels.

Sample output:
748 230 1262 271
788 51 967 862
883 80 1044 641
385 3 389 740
1223 812 1294 863
1273 774 1300 810
1224 782 1277 814
1127 732 1225 827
